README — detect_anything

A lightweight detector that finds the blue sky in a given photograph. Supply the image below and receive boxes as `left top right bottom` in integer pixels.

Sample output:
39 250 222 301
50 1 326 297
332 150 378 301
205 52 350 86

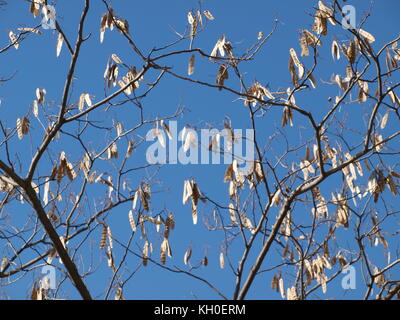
0 0 399 300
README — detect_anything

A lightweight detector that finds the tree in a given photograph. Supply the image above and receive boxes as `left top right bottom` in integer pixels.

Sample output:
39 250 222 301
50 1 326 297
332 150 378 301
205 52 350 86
0 0 399 300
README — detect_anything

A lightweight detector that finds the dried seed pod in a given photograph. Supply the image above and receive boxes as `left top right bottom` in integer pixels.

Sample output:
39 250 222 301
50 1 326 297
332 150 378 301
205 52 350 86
107 226 113 248
126 140 134 158
289 48 304 79
332 40 340 60
188 54 195 75
347 40 357 64
107 142 118 159
142 241 149 266
216 65 229 90
203 10 215 20
358 29 375 43
100 225 107 249
160 238 168 265
219 252 225 269
111 53 123 64
184 246 192 265
300 35 309 57
56 32 63 57
9 30 19 50
17 117 30 140
128 210 136 232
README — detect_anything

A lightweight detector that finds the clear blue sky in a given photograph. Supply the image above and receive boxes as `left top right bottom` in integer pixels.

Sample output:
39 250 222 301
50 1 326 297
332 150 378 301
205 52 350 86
0 0 399 299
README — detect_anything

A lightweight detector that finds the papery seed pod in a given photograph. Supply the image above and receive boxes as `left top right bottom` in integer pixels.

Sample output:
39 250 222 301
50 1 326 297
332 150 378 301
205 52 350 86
17 117 30 140
289 48 304 78
203 10 215 20
9 30 19 50
142 241 149 266
126 140 134 158
128 210 136 232
111 53 123 64
219 252 225 269
358 29 375 43
216 65 228 89
332 40 340 60
160 238 167 265
100 225 107 249
188 54 195 75
56 32 63 57
184 247 192 265
107 226 113 248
